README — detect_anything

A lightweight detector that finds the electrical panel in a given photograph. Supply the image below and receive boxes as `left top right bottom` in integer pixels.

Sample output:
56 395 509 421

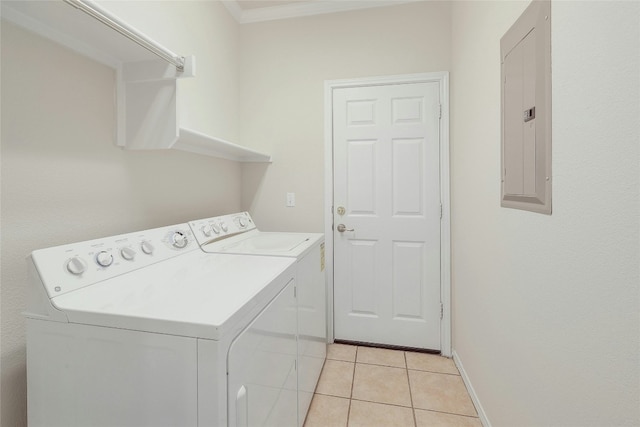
501 0 551 214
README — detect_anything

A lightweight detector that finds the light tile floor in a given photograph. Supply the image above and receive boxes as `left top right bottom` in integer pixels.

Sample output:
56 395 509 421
303 344 482 427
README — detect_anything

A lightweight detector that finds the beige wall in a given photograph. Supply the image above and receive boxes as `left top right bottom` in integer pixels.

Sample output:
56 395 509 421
450 1 640 425
0 2 241 424
239 2 451 231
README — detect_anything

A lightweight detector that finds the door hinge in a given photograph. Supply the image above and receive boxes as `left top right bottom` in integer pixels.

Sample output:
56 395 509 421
440 203 443 219
440 303 444 320
438 104 442 119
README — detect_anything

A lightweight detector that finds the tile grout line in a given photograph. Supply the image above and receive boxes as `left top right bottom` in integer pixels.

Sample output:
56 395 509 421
345 346 359 426
407 367 460 376
417 408 482 419
348 397 413 409
405 351 418 427
328 355 460 375
311 393 481 418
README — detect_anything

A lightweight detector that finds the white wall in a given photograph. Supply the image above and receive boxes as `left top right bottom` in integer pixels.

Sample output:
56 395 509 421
239 1 451 231
451 1 640 426
0 2 241 424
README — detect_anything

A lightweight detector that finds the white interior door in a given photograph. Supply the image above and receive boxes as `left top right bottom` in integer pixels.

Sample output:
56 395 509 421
332 81 442 350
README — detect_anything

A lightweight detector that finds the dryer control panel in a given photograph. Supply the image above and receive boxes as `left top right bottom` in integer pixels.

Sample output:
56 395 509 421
29 224 196 298
189 212 256 246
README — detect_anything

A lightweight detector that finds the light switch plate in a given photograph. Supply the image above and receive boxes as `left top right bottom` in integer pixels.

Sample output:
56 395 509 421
286 192 295 207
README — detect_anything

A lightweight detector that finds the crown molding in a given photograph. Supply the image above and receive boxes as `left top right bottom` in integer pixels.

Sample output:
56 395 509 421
222 0 421 24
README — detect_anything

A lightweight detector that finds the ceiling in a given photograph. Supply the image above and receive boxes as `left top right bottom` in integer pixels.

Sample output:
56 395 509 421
235 1 309 11
223 0 419 24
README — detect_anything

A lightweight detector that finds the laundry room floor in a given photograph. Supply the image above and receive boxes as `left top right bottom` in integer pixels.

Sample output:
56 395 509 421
303 344 481 427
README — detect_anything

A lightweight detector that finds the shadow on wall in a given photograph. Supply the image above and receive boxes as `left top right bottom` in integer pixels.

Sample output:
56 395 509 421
241 162 270 212
1 346 28 426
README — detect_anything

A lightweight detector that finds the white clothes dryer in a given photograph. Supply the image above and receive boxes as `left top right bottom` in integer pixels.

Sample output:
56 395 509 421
25 223 298 427
189 212 327 426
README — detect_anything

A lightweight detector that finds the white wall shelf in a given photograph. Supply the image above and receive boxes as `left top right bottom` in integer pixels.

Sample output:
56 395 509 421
1 0 164 68
176 129 272 162
1 0 271 163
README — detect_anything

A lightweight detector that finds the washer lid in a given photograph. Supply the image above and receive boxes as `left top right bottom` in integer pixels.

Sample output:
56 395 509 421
205 232 324 258
50 251 295 340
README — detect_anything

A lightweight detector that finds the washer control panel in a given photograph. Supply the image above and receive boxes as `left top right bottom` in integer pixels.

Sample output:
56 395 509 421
189 211 256 246
30 224 195 298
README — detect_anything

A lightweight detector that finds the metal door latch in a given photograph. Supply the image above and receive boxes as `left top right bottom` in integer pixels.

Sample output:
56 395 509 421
523 106 535 122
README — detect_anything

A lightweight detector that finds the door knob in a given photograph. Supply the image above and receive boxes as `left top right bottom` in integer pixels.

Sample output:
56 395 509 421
336 224 354 232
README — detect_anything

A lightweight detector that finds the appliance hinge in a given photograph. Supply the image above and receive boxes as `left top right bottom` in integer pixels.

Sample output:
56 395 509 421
440 302 444 320
438 104 442 119
440 203 443 219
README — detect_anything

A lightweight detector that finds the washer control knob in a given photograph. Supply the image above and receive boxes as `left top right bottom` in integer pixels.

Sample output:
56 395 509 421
140 241 154 255
172 231 188 249
212 223 221 234
96 251 114 267
120 247 136 261
202 224 213 237
238 217 247 228
220 222 229 232
66 257 87 275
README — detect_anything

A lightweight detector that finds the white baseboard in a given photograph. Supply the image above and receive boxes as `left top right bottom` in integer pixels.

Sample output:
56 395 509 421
453 350 492 427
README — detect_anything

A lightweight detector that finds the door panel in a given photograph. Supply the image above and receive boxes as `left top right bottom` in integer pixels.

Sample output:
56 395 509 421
392 241 425 319
349 239 378 315
333 82 441 350
227 280 297 427
348 140 377 215
393 138 425 215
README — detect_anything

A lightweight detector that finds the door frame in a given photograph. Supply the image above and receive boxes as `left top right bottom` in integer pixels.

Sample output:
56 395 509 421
323 72 451 356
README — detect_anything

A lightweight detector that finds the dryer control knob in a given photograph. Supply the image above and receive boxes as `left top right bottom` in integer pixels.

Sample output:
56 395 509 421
66 257 87 275
238 217 247 228
96 251 114 267
120 247 136 261
141 241 154 255
212 223 221 234
202 224 213 237
172 232 188 249
220 222 229 232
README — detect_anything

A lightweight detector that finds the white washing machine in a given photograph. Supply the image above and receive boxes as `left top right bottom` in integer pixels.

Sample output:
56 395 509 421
25 223 299 427
189 212 327 426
